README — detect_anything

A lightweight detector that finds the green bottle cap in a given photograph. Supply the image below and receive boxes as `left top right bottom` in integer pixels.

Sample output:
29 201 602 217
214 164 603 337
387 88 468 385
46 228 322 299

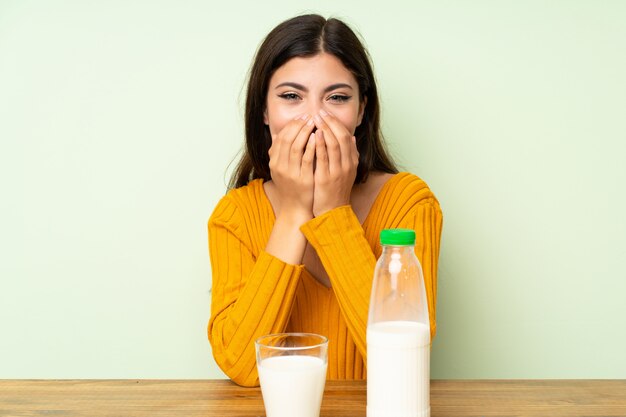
380 229 416 246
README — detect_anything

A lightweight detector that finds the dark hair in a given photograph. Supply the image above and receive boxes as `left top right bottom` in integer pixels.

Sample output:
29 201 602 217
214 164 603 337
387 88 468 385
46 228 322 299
229 14 398 189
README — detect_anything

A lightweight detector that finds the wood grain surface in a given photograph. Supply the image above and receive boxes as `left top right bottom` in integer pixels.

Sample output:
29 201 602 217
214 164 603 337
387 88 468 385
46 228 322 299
1 379 625 417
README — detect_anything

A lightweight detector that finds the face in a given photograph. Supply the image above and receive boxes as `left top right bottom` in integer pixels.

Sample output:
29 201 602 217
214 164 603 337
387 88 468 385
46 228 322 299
264 52 366 138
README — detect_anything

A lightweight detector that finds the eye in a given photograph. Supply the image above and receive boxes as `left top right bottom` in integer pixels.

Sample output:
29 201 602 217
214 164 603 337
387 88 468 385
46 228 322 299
278 92 301 101
328 94 351 103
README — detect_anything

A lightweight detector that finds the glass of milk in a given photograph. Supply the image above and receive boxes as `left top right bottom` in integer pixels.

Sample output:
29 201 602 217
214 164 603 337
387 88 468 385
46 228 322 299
255 333 328 417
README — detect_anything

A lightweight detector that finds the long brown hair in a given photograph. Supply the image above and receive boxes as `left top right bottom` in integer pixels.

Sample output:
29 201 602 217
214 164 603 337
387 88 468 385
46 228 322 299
229 14 397 189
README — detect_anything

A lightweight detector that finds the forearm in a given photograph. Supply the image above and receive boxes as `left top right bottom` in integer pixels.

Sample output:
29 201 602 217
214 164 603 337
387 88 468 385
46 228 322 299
265 209 312 265
208 198 306 386
301 200 443 349
208 249 303 386
300 205 376 358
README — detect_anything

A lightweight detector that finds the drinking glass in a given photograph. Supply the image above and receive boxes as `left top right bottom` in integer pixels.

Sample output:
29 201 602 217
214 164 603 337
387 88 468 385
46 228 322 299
255 333 328 417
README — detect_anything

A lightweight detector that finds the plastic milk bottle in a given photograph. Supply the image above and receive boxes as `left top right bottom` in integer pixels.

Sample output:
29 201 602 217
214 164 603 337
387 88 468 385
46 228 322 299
367 229 431 417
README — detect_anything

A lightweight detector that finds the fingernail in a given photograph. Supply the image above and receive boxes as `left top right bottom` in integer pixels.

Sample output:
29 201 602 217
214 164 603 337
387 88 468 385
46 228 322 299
320 109 328 117
301 114 310 121
307 118 314 126
314 114 322 124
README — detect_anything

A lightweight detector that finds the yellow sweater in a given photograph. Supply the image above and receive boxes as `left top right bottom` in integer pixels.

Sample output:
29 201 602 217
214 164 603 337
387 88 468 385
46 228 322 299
207 172 443 387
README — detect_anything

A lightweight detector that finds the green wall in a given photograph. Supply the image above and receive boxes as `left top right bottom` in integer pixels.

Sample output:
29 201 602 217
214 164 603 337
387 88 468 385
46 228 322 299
1 0 624 378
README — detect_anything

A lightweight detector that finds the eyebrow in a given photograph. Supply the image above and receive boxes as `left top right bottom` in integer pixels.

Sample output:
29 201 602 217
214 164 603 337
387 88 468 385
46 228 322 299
274 82 353 93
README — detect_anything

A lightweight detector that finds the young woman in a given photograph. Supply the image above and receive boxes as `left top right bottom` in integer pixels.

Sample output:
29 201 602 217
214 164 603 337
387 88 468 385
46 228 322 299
208 14 443 387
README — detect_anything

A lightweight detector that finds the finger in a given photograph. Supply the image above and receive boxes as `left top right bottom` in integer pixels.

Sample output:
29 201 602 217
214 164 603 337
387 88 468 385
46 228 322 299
319 110 352 140
313 112 341 174
314 129 329 177
278 115 310 168
319 110 354 170
289 116 315 170
272 113 306 142
351 136 359 166
301 132 316 178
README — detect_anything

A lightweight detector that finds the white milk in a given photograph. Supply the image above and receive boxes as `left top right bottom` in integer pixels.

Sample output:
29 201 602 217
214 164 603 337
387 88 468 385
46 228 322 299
257 355 327 417
367 321 430 417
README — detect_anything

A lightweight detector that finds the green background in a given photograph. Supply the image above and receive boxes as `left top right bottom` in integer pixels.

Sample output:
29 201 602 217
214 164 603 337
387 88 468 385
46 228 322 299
1 0 624 378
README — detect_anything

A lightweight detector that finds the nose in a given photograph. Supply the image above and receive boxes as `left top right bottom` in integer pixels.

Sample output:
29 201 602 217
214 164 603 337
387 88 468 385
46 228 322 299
305 101 325 117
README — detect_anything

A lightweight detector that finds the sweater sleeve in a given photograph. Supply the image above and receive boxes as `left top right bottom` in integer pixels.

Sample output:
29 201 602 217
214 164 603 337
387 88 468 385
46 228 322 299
300 199 443 359
299 205 376 359
411 199 444 340
207 195 303 387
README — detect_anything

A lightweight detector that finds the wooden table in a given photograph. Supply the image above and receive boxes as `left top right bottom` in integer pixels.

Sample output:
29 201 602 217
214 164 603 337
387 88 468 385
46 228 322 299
1 379 625 417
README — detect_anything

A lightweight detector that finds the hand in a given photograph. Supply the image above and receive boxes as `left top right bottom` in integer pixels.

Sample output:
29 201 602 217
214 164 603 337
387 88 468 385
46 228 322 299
268 114 317 219
312 110 359 217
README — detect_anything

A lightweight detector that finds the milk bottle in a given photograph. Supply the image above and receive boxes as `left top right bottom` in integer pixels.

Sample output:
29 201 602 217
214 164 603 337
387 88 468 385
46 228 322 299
367 229 431 417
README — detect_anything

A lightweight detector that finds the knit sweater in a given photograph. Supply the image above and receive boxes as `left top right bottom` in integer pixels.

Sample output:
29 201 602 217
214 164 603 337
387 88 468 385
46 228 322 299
207 172 443 387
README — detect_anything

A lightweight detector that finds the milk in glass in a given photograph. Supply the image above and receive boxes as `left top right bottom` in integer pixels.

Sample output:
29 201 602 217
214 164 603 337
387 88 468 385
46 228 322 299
258 355 327 417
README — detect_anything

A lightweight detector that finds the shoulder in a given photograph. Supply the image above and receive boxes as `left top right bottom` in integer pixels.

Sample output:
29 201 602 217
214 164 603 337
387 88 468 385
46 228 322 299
208 179 267 228
375 172 442 219
387 172 440 205
361 171 442 239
